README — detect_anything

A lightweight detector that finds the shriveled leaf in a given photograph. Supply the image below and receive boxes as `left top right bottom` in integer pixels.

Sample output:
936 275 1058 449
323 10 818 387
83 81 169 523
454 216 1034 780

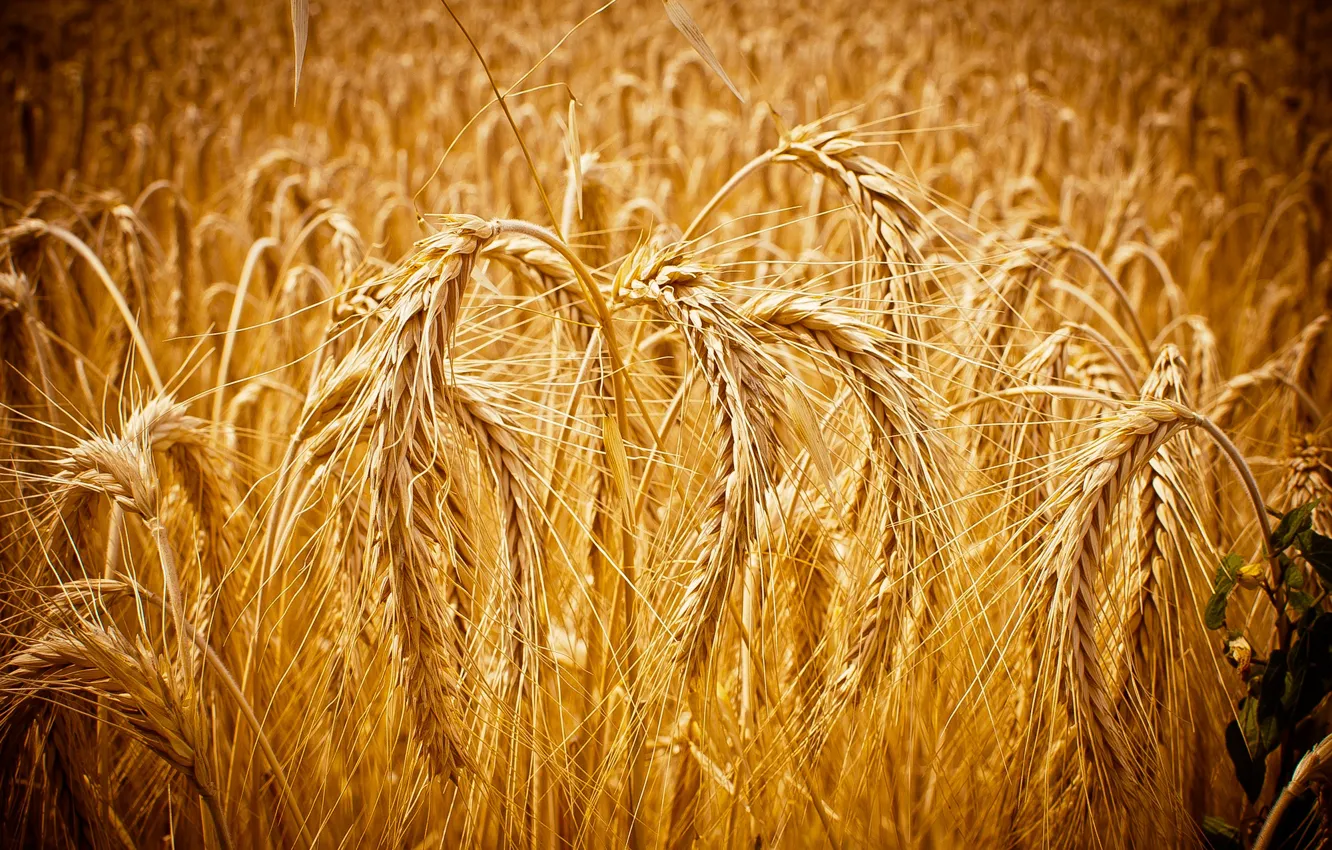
1224 718 1265 802
291 0 309 99
1273 500 1319 550
662 0 745 103
1224 635 1253 675
601 414 631 502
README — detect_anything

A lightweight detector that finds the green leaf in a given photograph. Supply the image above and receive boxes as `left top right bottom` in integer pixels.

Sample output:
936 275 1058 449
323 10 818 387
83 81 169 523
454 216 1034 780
1259 651 1286 720
1201 816 1242 850
1205 555 1244 630
1225 718 1266 802
1283 555 1306 589
1260 713 1281 753
1302 531 1332 586
1292 613 1332 722
1273 500 1319 550
1289 590 1316 615
1204 591 1229 630
1216 554 1244 588
1239 697 1262 751
1287 661 1307 715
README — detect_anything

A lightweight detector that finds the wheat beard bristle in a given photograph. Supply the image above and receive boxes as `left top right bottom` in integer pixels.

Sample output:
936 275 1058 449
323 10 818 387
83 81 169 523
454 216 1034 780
743 290 958 694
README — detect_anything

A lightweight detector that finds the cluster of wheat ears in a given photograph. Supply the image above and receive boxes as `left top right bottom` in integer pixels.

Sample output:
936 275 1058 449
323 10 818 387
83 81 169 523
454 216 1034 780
1 0 1331 847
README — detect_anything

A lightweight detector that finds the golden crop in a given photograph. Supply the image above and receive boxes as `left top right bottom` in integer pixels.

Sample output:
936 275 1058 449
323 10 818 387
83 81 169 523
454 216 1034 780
1 0 1330 847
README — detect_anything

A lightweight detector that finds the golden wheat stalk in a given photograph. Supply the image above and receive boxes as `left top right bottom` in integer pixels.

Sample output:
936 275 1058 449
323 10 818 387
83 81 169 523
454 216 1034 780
349 216 499 780
743 290 958 694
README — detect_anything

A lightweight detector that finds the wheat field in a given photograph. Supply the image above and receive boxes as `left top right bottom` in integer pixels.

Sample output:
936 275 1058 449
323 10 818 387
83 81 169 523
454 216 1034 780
1 0 1331 847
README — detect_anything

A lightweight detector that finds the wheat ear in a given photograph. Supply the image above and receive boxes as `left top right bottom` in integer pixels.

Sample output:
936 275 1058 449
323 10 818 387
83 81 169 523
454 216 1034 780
617 246 786 680
1121 345 1193 714
1036 400 1198 773
359 216 498 779
4 624 233 849
743 290 958 693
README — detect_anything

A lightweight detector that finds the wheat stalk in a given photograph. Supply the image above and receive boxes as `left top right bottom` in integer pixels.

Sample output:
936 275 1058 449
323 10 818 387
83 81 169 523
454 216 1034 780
742 290 958 693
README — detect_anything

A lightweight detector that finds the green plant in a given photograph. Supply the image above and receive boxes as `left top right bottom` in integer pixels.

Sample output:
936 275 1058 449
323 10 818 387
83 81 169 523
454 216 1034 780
1205 499 1332 846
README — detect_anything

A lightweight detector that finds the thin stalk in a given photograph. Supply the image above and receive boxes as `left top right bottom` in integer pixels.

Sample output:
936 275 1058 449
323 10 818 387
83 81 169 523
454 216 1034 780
256 335 330 634
40 223 164 392
949 384 1122 414
148 520 188 663
21 311 56 425
540 330 602 521
631 379 690 522
212 237 279 426
494 217 655 850
1274 373 1325 422
438 0 562 236
1253 734 1332 850
142 521 231 848
1187 412 1279 593
201 790 234 850
104 506 125 579
1186 403 1290 777
681 150 777 241
1049 280 1143 369
722 599 843 850
1060 241 1154 363
1068 322 1137 388
495 219 660 449
99 504 125 835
